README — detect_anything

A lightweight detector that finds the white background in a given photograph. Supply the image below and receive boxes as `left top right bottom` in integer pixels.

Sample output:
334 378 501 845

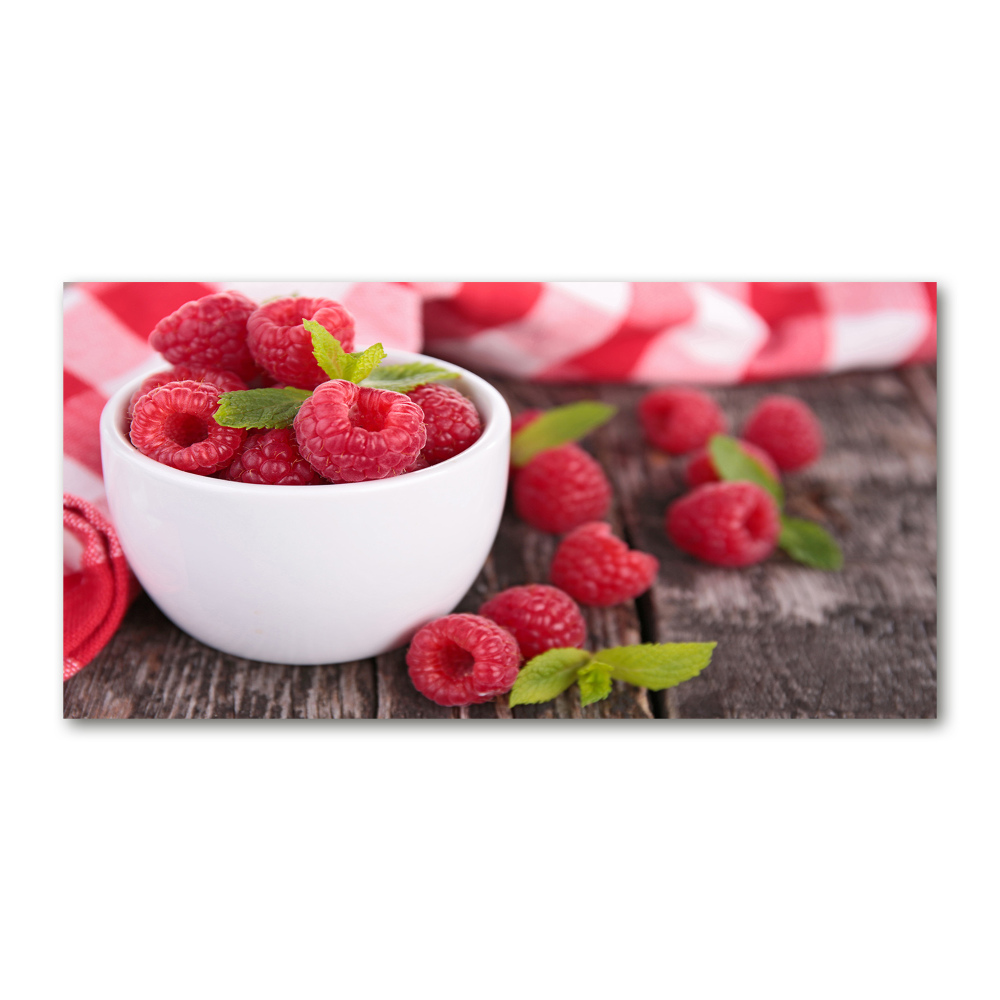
6 1 995 998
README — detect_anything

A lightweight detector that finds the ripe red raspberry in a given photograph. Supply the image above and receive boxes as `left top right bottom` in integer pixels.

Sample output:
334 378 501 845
513 444 611 534
226 428 327 485
246 297 356 390
406 383 483 465
638 388 727 454
127 365 247 421
149 291 260 382
406 613 522 706
665 481 780 567
478 584 587 661
293 380 426 483
684 440 781 489
549 522 659 607
742 395 824 471
129 380 245 475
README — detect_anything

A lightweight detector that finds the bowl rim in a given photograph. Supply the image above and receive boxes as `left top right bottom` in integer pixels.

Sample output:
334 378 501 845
99 348 511 495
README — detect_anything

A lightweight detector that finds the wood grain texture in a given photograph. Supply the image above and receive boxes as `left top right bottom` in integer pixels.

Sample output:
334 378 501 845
63 366 937 720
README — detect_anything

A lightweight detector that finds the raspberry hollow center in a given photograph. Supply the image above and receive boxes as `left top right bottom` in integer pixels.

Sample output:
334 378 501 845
348 399 389 433
745 499 773 541
163 413 210 448
438 641 476 679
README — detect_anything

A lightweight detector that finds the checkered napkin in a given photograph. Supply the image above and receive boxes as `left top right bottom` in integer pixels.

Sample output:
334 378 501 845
62 281 936 676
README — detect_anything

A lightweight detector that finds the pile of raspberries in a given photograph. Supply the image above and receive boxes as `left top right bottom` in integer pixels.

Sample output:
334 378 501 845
127 291 483 484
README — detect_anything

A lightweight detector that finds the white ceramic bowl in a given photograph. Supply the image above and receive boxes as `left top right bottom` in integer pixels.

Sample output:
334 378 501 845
99 351 511 665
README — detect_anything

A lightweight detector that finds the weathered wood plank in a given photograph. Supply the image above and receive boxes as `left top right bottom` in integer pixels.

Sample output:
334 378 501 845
64 594 378 719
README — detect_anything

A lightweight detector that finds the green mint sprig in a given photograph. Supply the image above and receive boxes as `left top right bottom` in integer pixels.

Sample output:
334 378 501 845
305 320 388 383
360 362 461 393
707 433 842 571
214 387 312 429
510 400 617 468
508 642 716 708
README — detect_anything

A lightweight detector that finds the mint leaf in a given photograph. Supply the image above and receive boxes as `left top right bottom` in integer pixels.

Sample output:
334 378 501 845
778 515 843 570
306 318 351 379
709 434 784 506
361 362 461 393
508 648 592 707
213 387 312 429
591 642 716 689
304 320 387 383
345 342 389 383
577 662 613 706
510 401 617 468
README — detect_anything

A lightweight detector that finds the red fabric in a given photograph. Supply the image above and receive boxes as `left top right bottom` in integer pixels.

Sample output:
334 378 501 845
63 495 140 680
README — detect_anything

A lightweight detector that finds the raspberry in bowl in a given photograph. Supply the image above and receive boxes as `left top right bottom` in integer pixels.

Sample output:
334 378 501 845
99 350 511 665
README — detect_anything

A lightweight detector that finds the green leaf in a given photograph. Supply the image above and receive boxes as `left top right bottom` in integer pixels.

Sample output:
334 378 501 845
510 401 617 468
360 362 461 393
213 387 313 429
708 434 784 506
778 515 844 570
345 342 389 383
577 663 613 706
507 648 593 707
591 642 716 690
305 320 387 383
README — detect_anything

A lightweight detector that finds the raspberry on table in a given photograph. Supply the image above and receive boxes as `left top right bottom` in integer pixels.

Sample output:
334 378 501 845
149 291 260 382
293 379 427 483
226 428 327 485
741 395 824 471
406 383 483 465
638 388 727 454
685 440 781 489
127 365 247 421
246 297 356 390
129 380 245 475
665 481 780 567
405 613 522 706
478 584 587 660
549 522 659 607
513 444 612 534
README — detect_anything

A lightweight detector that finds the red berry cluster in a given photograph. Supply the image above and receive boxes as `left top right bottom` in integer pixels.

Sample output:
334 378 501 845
128 292 483 484
639 388 824 566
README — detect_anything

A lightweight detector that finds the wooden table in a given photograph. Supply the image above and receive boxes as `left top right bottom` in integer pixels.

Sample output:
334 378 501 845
64 365 937 719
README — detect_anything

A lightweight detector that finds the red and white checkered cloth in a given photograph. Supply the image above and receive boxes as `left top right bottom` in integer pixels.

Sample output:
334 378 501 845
62 281 936 675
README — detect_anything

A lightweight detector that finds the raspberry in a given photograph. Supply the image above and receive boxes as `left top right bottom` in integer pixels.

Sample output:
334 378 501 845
549 522 659 607
741 395 824 471
406 383 483 465
405 613 522 706
129 380 245 475
513 444 611 534
638 388 727 454
226 428 327 485
665 481 780 567
478 584 587 660
246 297 356 390
293 379 426 483
684 440 780 489
149 291 260 382
127 364 247 421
